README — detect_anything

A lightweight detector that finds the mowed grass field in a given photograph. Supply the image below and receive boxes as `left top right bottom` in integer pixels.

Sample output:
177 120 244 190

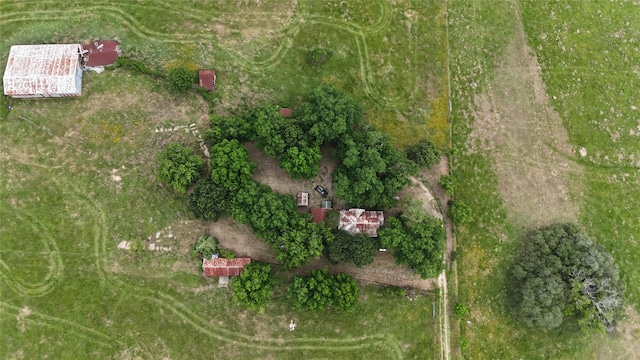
0 0 448 359
449 0 640 359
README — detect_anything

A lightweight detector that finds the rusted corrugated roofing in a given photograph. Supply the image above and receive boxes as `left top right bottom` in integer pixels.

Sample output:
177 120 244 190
279 108 292 117
203 257 251 277
297 192 309 207
338 208 384 237
81 40 120 66
3 44 82 97
311 207 330 223
199 70 216 91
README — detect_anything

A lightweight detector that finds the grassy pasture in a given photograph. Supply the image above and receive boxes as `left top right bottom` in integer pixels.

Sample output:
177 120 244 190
0 0 447 358
449 0 640 358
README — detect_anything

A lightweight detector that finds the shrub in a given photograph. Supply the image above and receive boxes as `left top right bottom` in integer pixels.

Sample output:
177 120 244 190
169 67 195 92
406 139 441 168
454 302 470 318
439 175 456 196
157 143 204 194
219 249 235 259
448 200 473 226
307 47 333 66
193 235 219 259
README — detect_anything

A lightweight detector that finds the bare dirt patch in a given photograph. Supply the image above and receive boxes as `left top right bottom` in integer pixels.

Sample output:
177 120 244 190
594 306 640 360
467 4 582 227
247 142 338 207
207 217 435 290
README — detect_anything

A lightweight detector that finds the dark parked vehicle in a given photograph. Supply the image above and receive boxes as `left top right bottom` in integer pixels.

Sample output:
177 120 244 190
315 185 328 197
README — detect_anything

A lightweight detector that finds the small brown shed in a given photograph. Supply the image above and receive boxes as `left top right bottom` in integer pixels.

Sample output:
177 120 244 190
199 70 216 91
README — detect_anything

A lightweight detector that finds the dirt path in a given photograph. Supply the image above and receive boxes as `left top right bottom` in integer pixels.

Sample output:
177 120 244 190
207 218 437 290
438 272 451 360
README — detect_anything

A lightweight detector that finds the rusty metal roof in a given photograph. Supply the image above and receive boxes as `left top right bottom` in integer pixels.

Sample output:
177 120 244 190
198 70 216 91
338 209 384 237
3 44 82 97
203 257 251 277
81 40 120 66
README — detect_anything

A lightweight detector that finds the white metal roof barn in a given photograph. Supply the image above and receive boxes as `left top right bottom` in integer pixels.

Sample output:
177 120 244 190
3 44 83 98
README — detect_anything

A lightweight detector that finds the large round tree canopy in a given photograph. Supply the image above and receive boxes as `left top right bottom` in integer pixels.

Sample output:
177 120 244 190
511 223 624 333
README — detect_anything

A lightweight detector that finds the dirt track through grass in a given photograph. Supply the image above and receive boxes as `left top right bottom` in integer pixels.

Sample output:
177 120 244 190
467 0 582 228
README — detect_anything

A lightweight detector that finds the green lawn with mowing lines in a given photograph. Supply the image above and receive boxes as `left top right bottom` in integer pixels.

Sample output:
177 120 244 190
0 1 446 357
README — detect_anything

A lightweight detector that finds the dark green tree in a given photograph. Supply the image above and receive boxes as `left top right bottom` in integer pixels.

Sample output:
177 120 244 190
332 273 359 312
189 178 229 221
511 224 624 333
406 138 441 169
276 219 331 268
288 268 335 311
379 202 446 278
168 67 195 92
193 235 219 259
209 139 256 192
299 84 364 144
157 143 204 194
204 114 255 144
279 146 322 179
327 230 376 267
333 128 416 208
230 262 276 313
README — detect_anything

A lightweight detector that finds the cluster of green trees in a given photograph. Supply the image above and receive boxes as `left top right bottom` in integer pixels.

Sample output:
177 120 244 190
333 127 417 208
378 200 446 278
288 269 359 312
228 181 333 268
510 224 624 333
205 85 420 209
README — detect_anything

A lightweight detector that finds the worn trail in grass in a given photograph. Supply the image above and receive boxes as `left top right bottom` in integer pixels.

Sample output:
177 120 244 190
449 0 640 358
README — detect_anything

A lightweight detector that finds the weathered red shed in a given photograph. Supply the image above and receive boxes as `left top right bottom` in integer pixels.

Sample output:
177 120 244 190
202 257 251 277
199 70 216 91
81 40 120 67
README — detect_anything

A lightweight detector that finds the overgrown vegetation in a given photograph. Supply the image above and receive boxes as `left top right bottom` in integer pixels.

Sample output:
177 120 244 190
168 67 195 92
156 143 204 194
378 200 446 278
406 138 441 169
193 235 219 259
448 200 473 227
189 179 229 221
326 230 376 267
307 47 333 67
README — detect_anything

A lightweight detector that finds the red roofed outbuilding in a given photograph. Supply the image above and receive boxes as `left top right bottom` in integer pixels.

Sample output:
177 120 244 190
203 257 251 277
297 192 309 207
199 70 216 91
338 208 384 237
81 40 120 67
